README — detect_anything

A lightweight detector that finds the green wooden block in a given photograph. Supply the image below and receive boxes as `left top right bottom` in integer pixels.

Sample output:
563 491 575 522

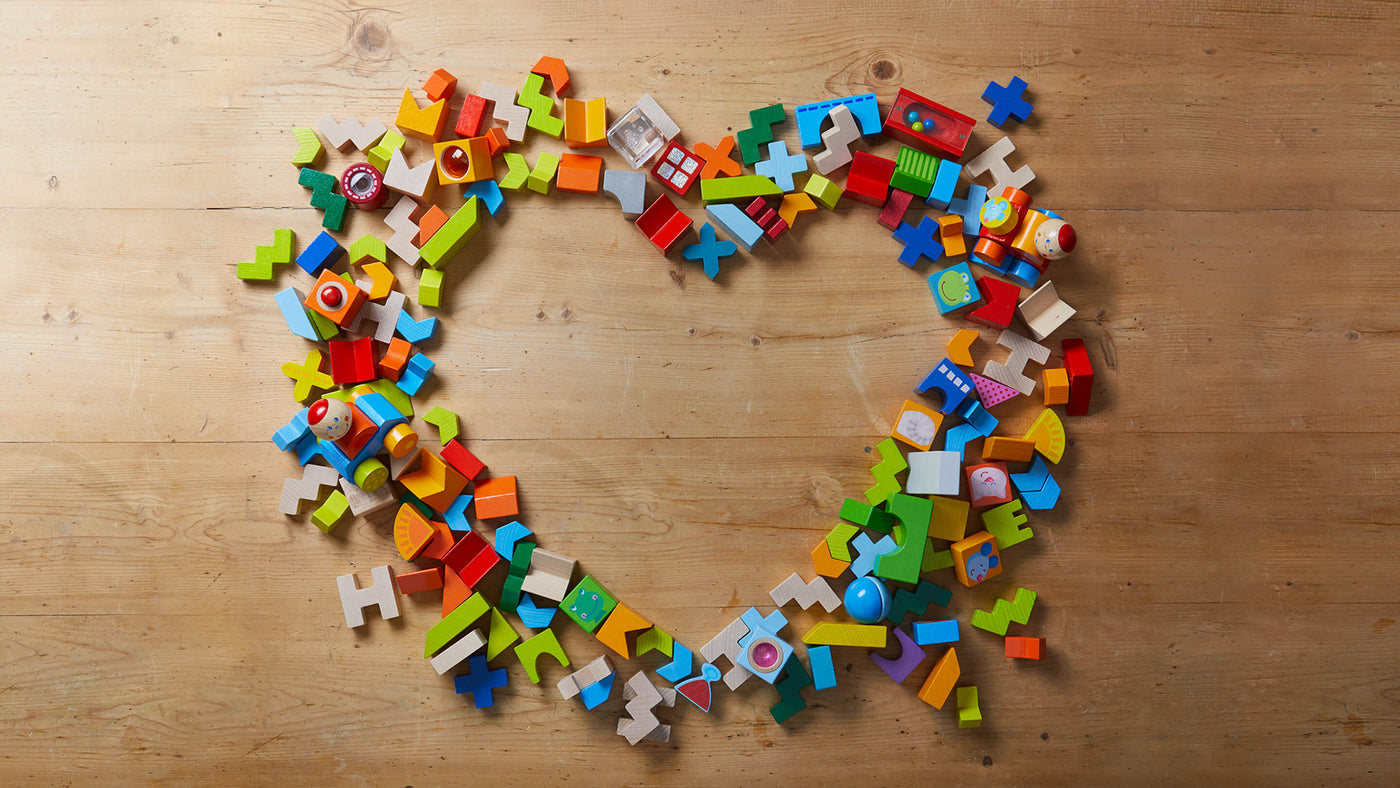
922 545 954 573
423 406 459 443
840 498 894 533
527 152 560 194
347 234 387 266
957 686 982 728
423 592 489 657
890 146 939 199
311 490 349 533
366 129 405 174
825 523 859 562
419 198 481 269
803 173 842 209
500 152 529 191
700 174 783 203
486 607 520 660
983 499 1033 549
418 267 444 309
561 575 617 633
307 309 338 340
514 629 570 684
636 627 674 658
736 103 786 165
291 127 323 169
875 493 931 584
864 438 906 506
236 228 295 281
519 72 564 138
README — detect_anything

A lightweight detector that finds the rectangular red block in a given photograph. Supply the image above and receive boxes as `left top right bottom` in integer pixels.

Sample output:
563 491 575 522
883 87 976 159
877 188 916 230
328 336 376 384
441 439 486 480
634 194 693 253
455 94 488 138
1005 635 1046 660
844 151 895 207
1062 338 1094 417
395 567 444 595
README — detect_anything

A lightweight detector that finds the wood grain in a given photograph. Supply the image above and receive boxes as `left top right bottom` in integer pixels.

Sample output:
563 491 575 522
2 1 1397 785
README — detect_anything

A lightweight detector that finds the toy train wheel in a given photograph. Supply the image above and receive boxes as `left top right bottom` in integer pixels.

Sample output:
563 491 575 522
384 424 418 458
354 458 389 492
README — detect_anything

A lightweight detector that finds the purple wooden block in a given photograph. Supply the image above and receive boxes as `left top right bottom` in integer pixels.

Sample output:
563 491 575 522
870 627 928 684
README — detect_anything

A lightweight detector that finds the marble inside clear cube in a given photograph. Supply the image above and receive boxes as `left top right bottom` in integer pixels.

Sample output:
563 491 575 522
607 105 666 168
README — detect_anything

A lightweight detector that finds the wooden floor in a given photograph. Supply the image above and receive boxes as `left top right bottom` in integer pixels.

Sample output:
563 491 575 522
3 1 1397 784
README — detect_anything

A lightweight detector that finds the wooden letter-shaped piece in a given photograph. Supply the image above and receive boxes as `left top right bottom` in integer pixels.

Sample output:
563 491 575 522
336 566 400 628
616 671 677 745
982 329 1050 396
479 82 530 142
558 655 615 700
769 572 841 612
965 136 1035 193
812 104 862 175
514 629 571 684
280 463 340 515
701 617 754 690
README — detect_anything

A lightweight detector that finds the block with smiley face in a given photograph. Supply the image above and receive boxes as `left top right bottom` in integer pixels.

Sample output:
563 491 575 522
965 462 1013 507
928 261 981 315
950 530 1002 587
891 399 945 450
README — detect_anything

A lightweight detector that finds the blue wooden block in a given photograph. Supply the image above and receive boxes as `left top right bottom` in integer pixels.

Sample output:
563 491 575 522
893 216 944 267
1011 455 1062 509
795 93 881 148
911 619 961 646
516 594 558 629
273 408 310 451
494 520 534 559
397 353 435 395
928 262 981 314
956 398 999 436
443 494 474 531
948 184 987 237
681 222 738 280
754 140 808 192
982 76 1034 129
915 358 974 414
295 230 344 276
463 180 504 216
850 533 897 578
807 645 836 690
943 423 981 461
657 642 694 683
353 391 403 427
293 433 319 465
578 671 614 710
453 654 508 708
274 287 320 341
736 607 793 685
395 311 438 343
704 203 763 252
925 160 962 210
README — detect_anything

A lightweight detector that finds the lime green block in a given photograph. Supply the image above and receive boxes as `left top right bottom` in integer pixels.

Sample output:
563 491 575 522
308 309 338 340
890 146 939 199
348 234 387 266
292 127 323 168
424 592 490 657
527 152 560 195
366 129 406 174
423 406 459 443
825 523 859 562
700 175 783 203
486 607 520 660
419 197 481 269
514 629 570 684
803 173 842 209
418 267 444 309
922 546 954 573
500 152 529 191
636 627 674 658
957 686 982 728
311 490 349 533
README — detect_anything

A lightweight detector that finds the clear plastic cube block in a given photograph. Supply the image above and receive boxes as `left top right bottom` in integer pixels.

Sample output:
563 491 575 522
607 105 667 169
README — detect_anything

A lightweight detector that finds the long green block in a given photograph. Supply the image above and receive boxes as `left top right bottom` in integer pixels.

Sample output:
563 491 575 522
865 438 907 506
840 498 894 534
890 146 939 198
700 175 783 203
424 592 490 657
419 197 481 269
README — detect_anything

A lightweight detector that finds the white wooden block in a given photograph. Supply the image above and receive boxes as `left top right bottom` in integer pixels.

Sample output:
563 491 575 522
1018 280 1077 341
982 329 1050 396
279 463 340 515
812 104 862 175
315 114 387 151
520 548 575 602
769 572 841 612
906 451 962 496
479 82 530 141
339 476 396 517
558 655 614 700
617 670 675 745
383 147 436 203
336 565 400 628
428 629 486 675
354 289 405 344
965 136 1035 193
701 617 754 690
383 195 423 266
635 94 680 141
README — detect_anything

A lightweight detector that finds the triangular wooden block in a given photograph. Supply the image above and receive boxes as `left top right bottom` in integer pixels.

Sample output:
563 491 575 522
394 504 436 561
969 372 1019 408
442 567 471 617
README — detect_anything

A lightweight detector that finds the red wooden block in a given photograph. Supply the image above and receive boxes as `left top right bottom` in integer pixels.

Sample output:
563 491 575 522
845 151 895 206
649 140 703 197
396 567 444 595
877 188 917 230
328 336 375 384
882 87 977 159
455 94 488 138
1063 338 1094 417
634 194 693 253
967 276 1020 330
420 519 456 561
1005 635 1046 660
441 440 486 480
442 531 501 589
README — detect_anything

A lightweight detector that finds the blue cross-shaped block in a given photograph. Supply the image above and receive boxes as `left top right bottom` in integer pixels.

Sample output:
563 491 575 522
453 654 508 708
754 140 808 192
981 76 1034 129
892 216 944 267
850 533 897 577
681 222 738 280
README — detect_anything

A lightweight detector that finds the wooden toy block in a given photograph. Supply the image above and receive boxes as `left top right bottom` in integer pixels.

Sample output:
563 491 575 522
812 104 862 175
808 644 838 691
871 626 928 684
617 670 677 744
983 329 1050 396
398 450 467 513
742 196 787 244
877 188 916 231
557 153 603 194
1063 337 1095 416
875 493 932 584
951 531 1002 587
473 475 518 520
440 492 471 532
694 135 741 179
777 192 817 228
850 532 895 578
937 215 967 256
769 573 840 612
381 197 422 266
486 607 520 659
297 167 347 231
923 546 955 572
846 151 896 207
886 579 952 624
563 97 605 148
463 180 504 218
892 216 943 267
521 548 575 602
965 136 1035 193
392 503 435 560
433 136 493 186
754 139 808 191
310 490 350 533
496 151 528 192
598 169 645 215
825 522 860 561
353 290 405 345
1042 367 1070 405
419 197 482 270
930 262 980 314
1011 455 1061 510
417 267 443 309
420 518 456 563
699 174 782 203
441 566 472 619
956 685 983 728
649 140 703 196
912 619 960 646
315 115 387 153
636 627 674 658
927 160 963 210
801 622 887 649
291 127 324 168
514 629 570 684
423 68 457 103
982 76 1033 128
1022 408 1066 464
339 475 396 517
422 406 459 443
949 183 988 239
681 222 738 280
365 129 405 174
452 92 488 139
396 351 435 394
559 655 614 700
928 495 970 542
440 440 485 481
416 205 448 244
337 566 400 628
394 88 448 142
903 449 957 497
810 539 850 578
1018 280 1076 341
673 662 720 712
841 498 894 533
969 372 1019 409
479 82 529 141
281 349 334 403
943 330 977 369
891 146 940 199
734 103 786 165
864 437 906 506
769 657 813 724
518 72 563 138
971 588 1037 635
656 643 694 683
795 93 880 148
515 594 558 629
423 591 489 657
429 628 485 676
596 602 651 660
915 646 959 709
984 499 1032 549
383 148 436 203
527 152 560 194
305 269 367 327
983 437 1036 463
703 203 763 252
236 228 295 281
395 566 444 595
634 194 693 253
388 446 421 481
327 336 375 385
734 607 793 685
347 233 386 269
1005 635 1046 660
883 87 975 158
629 93 679 142
803 173 843 209
562 575 617 633
454 654 508 708
966 461 1013 508
700 616 755 690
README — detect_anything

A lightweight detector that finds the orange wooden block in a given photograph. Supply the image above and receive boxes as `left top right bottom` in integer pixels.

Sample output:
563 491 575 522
304 269 367 327
419 518 456 562
398 450 467 513
917 647 960 709
557 153 603 194
563 97 607 148
1005 635 1046 660
694 135 741 180
946 328 977 367
811 539 851 578
891 399 945 451
530 56 571 96
1042 367 1070 406
442 566 472 616
423 68 457 103
393 504 436 561
473 475 518 520
433 136 493 185
395 88 449 142
982 436 1037 463
937 214 966 256
378 337 411 381
595 602 651 659
396 566 444 595
417 205 449 245
485 127 511 157
951 531 1002 588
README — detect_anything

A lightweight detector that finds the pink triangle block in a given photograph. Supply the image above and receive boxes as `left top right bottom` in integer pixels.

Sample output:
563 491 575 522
970 372 1019 408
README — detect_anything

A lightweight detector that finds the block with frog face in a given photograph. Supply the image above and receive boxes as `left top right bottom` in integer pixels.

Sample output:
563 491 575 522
562 575 617 633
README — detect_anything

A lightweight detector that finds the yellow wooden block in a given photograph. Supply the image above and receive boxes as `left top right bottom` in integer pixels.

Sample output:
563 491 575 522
801 622 888 649
1043 367 1070 405
982 436 1037 463
917 647 960 709
360 262 395 301
928 495 970 542
594 602 651 659
563 97 607 148
395 88 449 142
778 192 818 228
946 328 977 367
937 214 967 256
1023 408 1067 464
433 136 493 185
